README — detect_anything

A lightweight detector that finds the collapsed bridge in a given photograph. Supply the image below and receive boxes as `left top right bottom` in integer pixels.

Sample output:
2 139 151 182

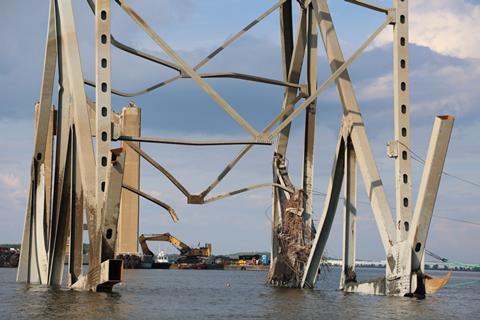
18 0 454 297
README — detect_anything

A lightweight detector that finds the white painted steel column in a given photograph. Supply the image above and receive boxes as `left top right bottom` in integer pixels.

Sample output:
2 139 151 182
117 107 141 255
17 0 57 284
393 0 413 242
409 116 454 271
302 7 318 230
96 0 112 251
341 139 357 289
311 0 395 253
302 135 345 288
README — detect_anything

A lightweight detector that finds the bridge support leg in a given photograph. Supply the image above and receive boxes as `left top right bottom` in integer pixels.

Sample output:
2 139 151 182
340 138 357 289
117 106 141 255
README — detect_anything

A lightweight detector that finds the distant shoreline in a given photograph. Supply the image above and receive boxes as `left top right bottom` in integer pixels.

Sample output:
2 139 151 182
2 244 478 272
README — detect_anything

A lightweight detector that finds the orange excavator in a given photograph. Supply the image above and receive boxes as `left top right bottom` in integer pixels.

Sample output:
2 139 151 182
138 233 212 263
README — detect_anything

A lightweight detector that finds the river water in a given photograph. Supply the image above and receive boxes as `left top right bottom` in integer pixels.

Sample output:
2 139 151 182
0 267 479 319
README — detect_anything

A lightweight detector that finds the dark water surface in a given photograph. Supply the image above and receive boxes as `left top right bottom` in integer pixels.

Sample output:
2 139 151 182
0 267 479 319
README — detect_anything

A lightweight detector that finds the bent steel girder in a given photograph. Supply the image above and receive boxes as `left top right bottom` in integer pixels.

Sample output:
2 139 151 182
56 0 99 275
17 0 455 297
301 0 455 297
302 0 397 290
116 0 260 138
17 0 57 284
18 0 123 292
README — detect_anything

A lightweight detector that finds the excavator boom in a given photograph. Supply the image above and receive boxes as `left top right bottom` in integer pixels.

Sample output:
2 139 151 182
138 233 211 258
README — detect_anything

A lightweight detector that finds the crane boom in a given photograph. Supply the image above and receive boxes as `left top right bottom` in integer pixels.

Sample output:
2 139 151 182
138 233 211 258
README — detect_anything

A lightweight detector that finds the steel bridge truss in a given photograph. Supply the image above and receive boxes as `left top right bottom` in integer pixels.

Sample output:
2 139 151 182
17 0 454 296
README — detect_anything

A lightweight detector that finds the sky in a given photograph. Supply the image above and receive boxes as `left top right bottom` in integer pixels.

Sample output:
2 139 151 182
0 0 479 264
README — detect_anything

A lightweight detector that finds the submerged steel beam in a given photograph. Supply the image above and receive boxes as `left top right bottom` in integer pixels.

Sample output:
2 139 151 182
302 134 345 288
409 116 454 272
56 0 98 272
101 149 126 262
302 6 318 230
17 0 57 284
68 135 83 286
340 138 357 289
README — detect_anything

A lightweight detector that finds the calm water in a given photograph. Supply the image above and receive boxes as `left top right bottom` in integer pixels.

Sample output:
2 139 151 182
0 267 479 319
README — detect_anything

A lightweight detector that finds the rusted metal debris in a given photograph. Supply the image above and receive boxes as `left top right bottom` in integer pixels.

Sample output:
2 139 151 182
267 190 313 287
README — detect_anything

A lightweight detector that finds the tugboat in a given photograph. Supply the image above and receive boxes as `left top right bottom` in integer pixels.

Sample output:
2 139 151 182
152 250 171 269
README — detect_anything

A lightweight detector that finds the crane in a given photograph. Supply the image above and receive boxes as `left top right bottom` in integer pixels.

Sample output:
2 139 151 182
138 233 212 262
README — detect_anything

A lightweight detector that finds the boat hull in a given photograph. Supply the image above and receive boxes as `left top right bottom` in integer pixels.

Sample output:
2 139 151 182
152 262 171 269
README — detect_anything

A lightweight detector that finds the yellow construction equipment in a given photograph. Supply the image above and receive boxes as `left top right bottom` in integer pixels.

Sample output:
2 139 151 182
138 233 212 260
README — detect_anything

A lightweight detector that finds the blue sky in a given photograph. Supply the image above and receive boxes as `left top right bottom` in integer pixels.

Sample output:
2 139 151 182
0 0 479 264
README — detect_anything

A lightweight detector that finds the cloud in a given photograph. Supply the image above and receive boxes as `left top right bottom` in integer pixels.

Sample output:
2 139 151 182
410 0 480 59
350 44 480 118
0 173 21 189
376 0 480 59
410 60 480 115
357 73 393 101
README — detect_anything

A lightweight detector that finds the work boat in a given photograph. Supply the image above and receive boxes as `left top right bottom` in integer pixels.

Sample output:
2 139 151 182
152 251 171 269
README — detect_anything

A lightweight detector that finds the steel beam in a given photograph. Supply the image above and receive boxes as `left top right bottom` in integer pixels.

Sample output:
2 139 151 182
17 0 57 284
393 0 413 243
95 0 112 262
85 72 306 98
271 6 307 266
122 184 178 222
33 0 58 165
279 0 294 81
17 0 455 298
56 0 99 282
268 16 391 139
409 116 454 271
302 134 345 288
124 141 190 199
204 183 294 204
193 0 288 70
86 0 287 100
47 47 72 287
101 149 126 262
116 0 260 138
275 8 307 157
201 95 302 199
17 168 41 283
345 0 390 14
49 130 73 285
69 136 83 286
302 5 318 229
117 107 141 255
340 138 357 289
311 0 395 254
118 136 272 146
